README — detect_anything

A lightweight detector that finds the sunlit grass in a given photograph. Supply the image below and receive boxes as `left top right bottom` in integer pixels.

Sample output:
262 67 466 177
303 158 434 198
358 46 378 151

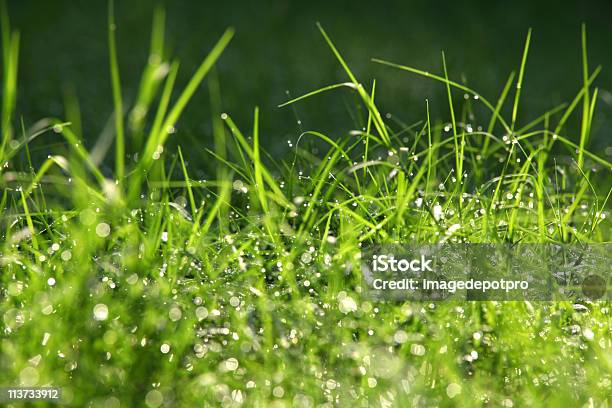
0 2 610 407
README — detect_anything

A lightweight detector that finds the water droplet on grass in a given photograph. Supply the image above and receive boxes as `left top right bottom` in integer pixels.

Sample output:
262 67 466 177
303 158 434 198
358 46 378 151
168 306 182 321
61 250 72 261
410 344 426 356
196 306 209 321
93 304 109 321
433 205 443 221
273 385 285 398
300 252 313 264
224 357 239 371
19 366 39 386
96 223 111 238
145 390 163 408
231 389 243 402
338 295 357 314
446 224 461 234
394 330 408 344
446 382 462 398
126 274 139 285
325 379 337 390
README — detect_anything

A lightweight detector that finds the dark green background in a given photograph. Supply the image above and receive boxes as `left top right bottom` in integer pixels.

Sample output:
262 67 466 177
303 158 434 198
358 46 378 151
7 0 612 164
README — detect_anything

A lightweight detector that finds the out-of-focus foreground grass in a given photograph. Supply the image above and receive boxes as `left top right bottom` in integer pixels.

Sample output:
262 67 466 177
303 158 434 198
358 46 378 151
1 3 610 407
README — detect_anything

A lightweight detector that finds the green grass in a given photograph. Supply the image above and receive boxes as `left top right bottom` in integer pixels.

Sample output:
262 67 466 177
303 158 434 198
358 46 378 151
1 3 611 407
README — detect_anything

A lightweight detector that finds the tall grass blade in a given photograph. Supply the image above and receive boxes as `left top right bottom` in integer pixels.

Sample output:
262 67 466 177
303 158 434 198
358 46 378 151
108 0 125 180
510 29 532 133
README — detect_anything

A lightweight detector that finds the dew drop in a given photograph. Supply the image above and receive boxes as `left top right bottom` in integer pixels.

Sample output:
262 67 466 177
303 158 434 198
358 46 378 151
96 223 111 238
224 357 239 371
93 304 109 321
446 382 462 398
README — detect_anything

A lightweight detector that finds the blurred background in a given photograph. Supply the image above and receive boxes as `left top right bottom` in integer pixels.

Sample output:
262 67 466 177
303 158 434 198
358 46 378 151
7 0 612 166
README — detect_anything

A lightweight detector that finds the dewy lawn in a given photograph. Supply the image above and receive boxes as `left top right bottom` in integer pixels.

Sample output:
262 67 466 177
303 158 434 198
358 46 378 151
0 2 610 407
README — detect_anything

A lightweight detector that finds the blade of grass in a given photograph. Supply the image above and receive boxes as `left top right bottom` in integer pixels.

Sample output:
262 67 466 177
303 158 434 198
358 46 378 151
482 71 515 157
129 5 167 147
577 24 590 169
317 23 391 146
20 189 38 251
510 29 532 134
130 28 233 201
364 80 376 179
552 66 601 137
278 82 356 108
252 107 268 213
208 67 229 234
372 58 511 134
152 28 234 151
177 146 197 217
441 51 462 198
223 114 291 208
108 0 125 181
252 107 278 243
0 8 18 161
63 84 83 139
